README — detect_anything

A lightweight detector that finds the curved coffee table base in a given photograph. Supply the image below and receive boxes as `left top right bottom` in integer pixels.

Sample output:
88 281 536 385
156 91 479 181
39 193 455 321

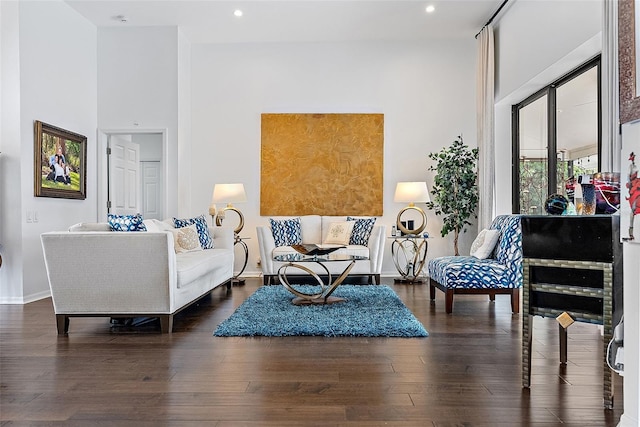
277 259 356 305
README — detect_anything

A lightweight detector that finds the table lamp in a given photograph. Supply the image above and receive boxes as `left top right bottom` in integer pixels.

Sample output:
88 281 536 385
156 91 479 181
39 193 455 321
394 181 431 235
211 183 247 234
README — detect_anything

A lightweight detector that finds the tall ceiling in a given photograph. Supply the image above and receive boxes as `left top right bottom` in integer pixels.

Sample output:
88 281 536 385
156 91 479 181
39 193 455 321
64 0 506 44
63 0 596 155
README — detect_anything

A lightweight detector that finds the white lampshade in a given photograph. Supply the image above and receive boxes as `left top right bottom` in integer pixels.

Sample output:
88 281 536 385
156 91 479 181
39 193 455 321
212 183 247 205
394 182 431 204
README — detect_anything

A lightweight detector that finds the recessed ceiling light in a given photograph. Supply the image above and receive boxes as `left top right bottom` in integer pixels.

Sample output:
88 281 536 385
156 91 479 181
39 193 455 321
234 9 243 17
425 5 435 13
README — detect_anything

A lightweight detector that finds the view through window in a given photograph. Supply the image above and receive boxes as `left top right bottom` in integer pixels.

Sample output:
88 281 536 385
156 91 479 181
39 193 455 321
513 58 600 214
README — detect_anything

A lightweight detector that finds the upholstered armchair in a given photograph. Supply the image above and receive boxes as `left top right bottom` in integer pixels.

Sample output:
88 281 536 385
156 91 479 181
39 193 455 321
427 215 522 314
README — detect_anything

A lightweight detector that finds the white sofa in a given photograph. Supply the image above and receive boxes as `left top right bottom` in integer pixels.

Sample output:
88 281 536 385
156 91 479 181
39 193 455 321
257 215 386 285
41 222 234 334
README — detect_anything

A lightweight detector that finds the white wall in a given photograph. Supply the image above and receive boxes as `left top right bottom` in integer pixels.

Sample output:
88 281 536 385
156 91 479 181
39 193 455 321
133 133 163 161
190 40 478 275
177 29 192 218
97 27 179 218
0 0 97 303
0 1 24 302
494 0 602 213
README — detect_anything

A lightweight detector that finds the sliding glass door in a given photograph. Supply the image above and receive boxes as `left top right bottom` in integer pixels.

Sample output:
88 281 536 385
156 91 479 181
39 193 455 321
512 57 601 214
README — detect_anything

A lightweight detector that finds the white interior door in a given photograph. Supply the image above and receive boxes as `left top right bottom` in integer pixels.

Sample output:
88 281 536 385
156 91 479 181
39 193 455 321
109 135 141 215
141 161 162 220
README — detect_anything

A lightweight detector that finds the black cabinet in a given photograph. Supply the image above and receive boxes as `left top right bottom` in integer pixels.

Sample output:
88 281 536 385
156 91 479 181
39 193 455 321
521 215 622 409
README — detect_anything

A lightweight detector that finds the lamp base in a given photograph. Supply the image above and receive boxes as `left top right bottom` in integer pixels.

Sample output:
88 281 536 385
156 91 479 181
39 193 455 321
215 205 244 234
396 205 427 235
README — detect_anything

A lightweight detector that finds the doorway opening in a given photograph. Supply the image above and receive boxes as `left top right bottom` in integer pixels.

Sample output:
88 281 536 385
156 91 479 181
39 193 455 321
97 129 168 221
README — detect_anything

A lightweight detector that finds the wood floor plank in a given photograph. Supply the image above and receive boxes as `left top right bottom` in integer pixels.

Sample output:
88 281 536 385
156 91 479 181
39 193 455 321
0 278 623 425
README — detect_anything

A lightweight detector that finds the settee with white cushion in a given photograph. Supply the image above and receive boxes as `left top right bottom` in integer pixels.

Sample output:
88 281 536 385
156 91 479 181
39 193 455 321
41 216 234 334
256 215 386 285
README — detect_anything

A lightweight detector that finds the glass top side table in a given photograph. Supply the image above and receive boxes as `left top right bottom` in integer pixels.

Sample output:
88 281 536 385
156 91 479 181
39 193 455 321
389 235 429 283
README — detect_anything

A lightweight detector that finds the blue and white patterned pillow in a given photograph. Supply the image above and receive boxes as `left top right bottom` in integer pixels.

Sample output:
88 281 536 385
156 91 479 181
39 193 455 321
108 213 147 232
347 217 376 246
269 217 302 247
173 215 214 249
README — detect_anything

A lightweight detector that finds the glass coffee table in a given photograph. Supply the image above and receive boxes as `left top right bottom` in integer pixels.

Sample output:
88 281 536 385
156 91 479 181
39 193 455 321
273 253 368 305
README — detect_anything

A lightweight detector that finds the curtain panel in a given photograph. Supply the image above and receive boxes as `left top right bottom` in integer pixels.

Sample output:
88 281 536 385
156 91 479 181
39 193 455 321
476 24 496 229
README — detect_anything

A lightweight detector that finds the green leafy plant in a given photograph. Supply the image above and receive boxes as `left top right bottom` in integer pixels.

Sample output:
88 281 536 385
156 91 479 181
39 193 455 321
427 136 479 256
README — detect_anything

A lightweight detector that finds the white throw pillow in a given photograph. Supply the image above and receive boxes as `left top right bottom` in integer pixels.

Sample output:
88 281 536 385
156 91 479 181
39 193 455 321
470 229 500 259
323 221 355 245
171 224 203 254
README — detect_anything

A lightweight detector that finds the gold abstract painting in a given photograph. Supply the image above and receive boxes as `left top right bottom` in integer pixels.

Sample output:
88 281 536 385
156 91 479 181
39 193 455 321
261 113 384 216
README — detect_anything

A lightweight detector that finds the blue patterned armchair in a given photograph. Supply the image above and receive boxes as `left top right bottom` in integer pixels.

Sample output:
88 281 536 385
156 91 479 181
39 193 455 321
427 215 522 314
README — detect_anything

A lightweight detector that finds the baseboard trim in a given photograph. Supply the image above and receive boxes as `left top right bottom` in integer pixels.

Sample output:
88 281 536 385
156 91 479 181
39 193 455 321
0 289 51 305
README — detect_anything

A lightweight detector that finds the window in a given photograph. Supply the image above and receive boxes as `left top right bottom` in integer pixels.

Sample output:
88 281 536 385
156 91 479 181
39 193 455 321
512 57 601 214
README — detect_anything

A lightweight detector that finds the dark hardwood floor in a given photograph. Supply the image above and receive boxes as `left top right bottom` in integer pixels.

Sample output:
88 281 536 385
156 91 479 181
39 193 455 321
1 277 623 426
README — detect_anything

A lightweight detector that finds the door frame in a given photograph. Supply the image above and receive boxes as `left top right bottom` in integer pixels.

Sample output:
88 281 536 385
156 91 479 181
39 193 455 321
97 128 168 221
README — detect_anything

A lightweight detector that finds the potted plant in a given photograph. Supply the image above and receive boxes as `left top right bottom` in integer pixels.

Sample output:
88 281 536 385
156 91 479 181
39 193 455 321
427 136 479 255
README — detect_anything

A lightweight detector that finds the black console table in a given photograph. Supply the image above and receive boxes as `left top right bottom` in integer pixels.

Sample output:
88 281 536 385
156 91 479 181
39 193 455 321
521 215 623 409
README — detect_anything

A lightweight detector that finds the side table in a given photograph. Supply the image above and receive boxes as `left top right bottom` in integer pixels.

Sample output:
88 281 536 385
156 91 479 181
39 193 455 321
389 236 429 283
232 235 249 285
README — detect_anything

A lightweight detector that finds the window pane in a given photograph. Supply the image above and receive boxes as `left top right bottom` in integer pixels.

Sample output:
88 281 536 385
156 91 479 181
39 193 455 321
556 66 599 194
518 95 548 215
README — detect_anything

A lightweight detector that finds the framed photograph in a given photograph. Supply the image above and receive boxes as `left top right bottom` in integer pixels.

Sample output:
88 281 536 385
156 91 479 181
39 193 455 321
34 120 87 200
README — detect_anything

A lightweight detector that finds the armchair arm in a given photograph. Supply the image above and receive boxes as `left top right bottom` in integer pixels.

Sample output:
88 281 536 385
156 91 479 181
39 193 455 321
367 225 386 274
210 226 234 250
41 231 175 314
257 225 277 275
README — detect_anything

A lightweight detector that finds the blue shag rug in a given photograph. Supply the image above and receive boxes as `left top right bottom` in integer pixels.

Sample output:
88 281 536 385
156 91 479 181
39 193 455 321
213 285 428 337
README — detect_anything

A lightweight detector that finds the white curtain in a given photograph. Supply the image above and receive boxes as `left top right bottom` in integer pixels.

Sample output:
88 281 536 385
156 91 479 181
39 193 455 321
476 24 496 229
602 0 621 173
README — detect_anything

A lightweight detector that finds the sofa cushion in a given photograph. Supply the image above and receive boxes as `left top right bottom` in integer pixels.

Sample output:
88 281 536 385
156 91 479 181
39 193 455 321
269 217 303 247
428 256 511 289
173 215 214 249
470 229 500 259
144 218 175 233
68 222 112 232
171 225 203 254
347 217 377 246
323 221 355 245
107 213 147 232
175 249 226 289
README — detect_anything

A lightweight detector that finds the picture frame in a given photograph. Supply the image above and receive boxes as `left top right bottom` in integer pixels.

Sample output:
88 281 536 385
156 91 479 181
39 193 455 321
34 120 87 200
619 0 640 124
